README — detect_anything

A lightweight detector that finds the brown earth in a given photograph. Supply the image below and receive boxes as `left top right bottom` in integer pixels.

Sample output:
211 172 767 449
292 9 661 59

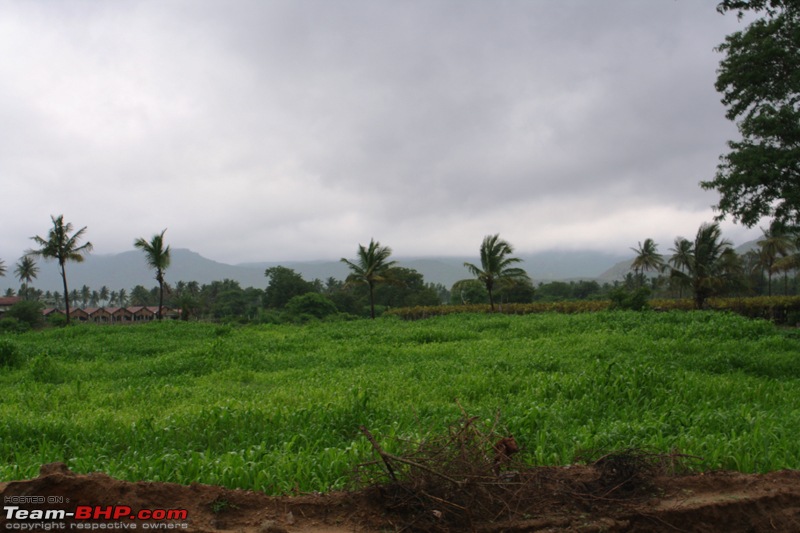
2 463 800 532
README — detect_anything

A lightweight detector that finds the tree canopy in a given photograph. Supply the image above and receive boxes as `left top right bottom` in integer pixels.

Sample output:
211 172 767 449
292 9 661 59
630 238 665 287
264 266 318 309
341 239 397 319
134 229 171 319
463 234 530 311
27 215 93 324
669 222 741 309
701 0 800 228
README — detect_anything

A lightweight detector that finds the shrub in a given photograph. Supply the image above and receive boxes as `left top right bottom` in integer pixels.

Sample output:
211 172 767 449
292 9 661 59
254 309 286 324
47 313 68 328
608 287 651 311
0 339 22 368
28 354 63 383
4 301 45 329
0 317 28 333
285 293 338 320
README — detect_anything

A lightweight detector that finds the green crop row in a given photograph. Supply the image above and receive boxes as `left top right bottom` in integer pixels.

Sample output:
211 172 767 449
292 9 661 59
0 311 799 494
385 295 800 323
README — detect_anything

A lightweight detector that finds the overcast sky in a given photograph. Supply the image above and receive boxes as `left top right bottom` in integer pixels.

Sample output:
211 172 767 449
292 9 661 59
0 0 764 266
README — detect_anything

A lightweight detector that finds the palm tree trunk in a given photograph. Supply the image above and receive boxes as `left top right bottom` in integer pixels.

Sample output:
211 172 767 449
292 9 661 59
369 282 375 319
158 282 164 320
60 261 71 324
693 278 704 310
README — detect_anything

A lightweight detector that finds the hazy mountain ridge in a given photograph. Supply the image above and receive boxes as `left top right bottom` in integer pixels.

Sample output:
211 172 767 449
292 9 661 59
1 242 759 294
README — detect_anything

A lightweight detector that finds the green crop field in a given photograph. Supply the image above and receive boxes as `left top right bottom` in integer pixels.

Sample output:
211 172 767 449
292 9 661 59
1 311 799 495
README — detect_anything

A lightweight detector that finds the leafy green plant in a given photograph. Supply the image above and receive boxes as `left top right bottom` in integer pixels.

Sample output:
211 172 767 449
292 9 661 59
28 353 63 383
4 301 45 329
0 317 28 333
608 287 651 311
0 313 798 494
0 339 21 368
210 497 237 514
285 293 338 320
47 313 68 328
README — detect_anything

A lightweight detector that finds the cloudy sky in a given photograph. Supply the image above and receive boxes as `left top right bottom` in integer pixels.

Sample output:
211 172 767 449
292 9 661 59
0 0 764 265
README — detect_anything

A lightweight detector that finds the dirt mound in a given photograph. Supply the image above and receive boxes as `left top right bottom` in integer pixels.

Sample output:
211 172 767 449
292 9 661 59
2 463 800 532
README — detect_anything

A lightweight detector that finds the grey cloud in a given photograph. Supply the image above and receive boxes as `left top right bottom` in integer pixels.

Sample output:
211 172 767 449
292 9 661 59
0 0 757 265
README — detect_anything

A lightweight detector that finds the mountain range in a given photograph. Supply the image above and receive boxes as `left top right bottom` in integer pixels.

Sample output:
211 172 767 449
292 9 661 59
1 241 759 294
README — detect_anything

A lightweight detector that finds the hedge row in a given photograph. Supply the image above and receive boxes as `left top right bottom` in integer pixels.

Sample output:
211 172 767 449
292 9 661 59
385 296 800 324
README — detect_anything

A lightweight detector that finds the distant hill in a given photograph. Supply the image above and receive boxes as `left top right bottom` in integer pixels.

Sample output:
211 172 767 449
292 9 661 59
243 250 630 289
2 249 267 294
596 258 635 282
1 248 631 294
735 239 760 255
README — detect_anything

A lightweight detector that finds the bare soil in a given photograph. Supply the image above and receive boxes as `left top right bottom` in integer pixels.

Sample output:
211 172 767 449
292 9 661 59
2 463 800 532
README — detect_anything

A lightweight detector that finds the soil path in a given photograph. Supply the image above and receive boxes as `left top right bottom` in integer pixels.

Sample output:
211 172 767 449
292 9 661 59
2 463 800 532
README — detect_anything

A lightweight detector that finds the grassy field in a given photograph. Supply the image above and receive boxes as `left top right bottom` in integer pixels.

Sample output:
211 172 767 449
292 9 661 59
1 311 799 494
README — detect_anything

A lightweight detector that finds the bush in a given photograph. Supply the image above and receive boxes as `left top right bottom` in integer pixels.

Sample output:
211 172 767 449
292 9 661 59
4 301 45 329
254 309 287 324
28 354 63 383
47 313 68 328
0 339 22 368
0 317 28 333
608 287 651 311
285 293 338 320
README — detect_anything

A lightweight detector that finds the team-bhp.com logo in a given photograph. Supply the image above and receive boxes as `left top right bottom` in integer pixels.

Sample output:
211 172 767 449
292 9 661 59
3 498 189 530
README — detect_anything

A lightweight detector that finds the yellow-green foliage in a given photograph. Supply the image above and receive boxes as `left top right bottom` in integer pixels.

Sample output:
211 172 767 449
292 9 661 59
387 296 800 322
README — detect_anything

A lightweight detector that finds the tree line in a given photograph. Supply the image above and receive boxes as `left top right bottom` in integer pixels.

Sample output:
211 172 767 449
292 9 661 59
0 216 452 325
2 214 799 330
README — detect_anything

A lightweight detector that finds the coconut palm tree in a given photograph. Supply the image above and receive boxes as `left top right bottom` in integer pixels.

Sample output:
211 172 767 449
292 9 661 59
463 234 530 311
99 286 110 306
668 237 694 298
757 224 794 296
630 238 665 288
14 256 39 300
134 229 171 319
118 288 128 307
80 285 91 308
669 222 739 309
28 215 93 324
0 258 6 278
774 229 800 294
69 289 80 308
341 239 397 319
